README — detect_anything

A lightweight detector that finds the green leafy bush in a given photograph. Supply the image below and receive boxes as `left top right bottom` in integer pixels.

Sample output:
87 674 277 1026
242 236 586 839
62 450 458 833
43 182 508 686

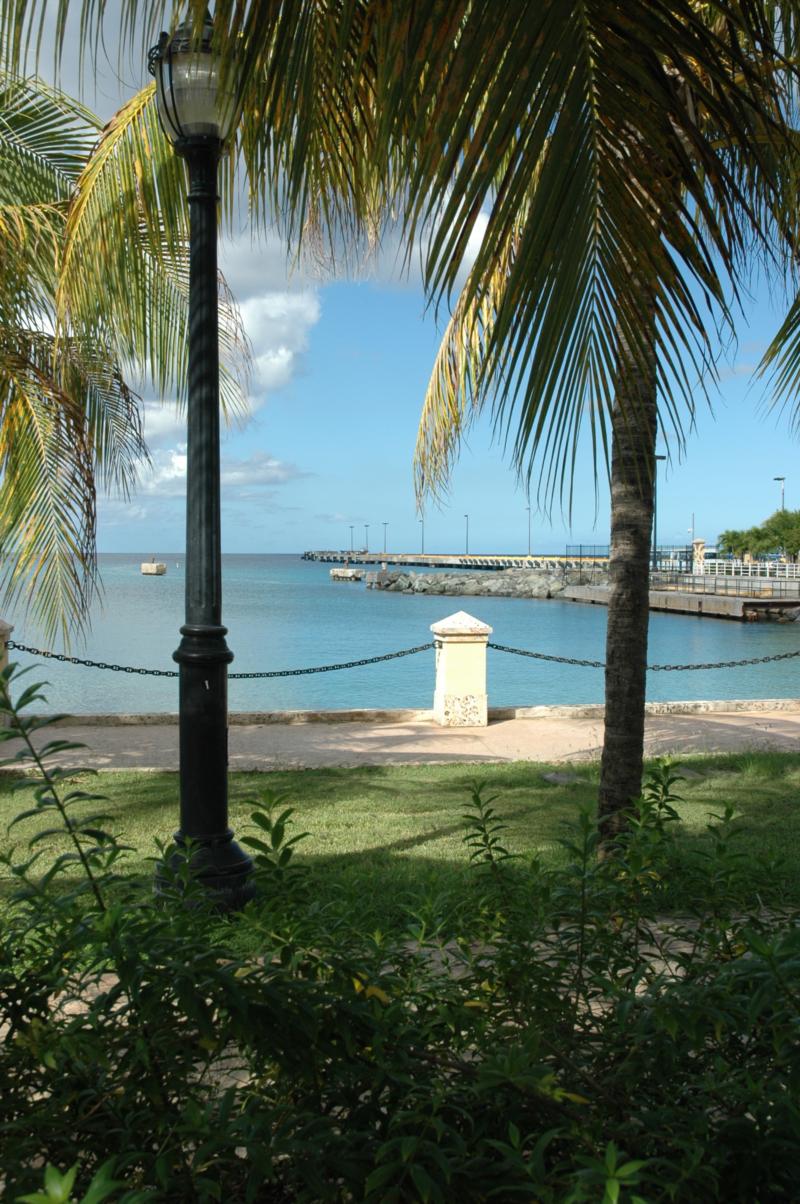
1 666 798 1202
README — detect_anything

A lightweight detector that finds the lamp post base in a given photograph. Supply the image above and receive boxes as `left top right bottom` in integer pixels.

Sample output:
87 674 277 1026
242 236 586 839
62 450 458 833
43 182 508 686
155 829 255 911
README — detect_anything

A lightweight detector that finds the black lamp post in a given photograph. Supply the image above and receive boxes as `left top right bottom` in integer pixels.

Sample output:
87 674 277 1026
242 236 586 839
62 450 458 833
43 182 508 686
149 16 253 907
464 513 469 555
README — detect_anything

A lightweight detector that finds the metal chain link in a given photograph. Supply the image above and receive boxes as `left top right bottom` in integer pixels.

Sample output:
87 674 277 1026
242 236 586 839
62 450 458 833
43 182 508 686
488 642 605 669
230 643 431 678
488 641 800 672
5 639 431 679
6 641 179 676
7 636 800 679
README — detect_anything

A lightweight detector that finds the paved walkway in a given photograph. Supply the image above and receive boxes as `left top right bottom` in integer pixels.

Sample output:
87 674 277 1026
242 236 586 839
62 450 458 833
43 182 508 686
6 707 800 771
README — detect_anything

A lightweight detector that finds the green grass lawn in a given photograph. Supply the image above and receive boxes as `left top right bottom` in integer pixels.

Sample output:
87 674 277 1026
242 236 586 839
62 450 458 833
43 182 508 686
2 751 800 928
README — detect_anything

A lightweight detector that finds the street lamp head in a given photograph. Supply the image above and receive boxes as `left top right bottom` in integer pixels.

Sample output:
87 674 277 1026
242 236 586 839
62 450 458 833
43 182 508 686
148 13 239 150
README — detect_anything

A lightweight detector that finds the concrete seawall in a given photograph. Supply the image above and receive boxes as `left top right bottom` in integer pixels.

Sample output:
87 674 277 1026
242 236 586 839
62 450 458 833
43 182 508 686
29 697 800 726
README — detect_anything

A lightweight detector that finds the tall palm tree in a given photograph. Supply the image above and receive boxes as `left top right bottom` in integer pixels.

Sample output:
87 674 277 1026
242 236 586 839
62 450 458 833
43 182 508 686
404 2 793 834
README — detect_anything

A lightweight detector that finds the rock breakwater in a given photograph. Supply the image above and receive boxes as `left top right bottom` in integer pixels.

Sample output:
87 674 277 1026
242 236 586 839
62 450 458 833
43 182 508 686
367 567 608 599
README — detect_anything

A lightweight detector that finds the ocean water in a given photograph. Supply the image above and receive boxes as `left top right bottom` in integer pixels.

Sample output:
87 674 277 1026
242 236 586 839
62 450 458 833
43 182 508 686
6 553 800 713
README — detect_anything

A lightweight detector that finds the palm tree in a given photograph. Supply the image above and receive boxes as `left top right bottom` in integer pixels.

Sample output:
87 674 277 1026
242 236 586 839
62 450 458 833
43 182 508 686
405 3 793 835
0 66 148 641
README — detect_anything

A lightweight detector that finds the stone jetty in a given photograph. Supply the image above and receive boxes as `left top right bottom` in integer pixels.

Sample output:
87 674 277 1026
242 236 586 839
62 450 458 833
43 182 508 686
367 567 605 598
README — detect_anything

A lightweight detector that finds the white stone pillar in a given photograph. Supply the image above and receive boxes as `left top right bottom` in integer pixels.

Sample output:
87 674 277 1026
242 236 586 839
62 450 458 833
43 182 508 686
430 611 492 727
692 538 705 575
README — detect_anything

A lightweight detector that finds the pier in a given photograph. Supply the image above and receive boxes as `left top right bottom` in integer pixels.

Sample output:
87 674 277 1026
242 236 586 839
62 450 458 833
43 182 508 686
302 550 606 571
564 585 800 621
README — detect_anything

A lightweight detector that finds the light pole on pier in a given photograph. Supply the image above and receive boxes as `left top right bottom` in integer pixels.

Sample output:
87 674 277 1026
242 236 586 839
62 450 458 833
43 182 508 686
774 476 786 511
419 517 425 554
148 16 252 907
464 513 469 555
349 525 354 553
382 522 388 553
526 505 531 556
364 523 370 552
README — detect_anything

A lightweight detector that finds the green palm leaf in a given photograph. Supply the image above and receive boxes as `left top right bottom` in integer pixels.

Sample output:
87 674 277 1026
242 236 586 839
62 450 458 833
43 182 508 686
0 201 61 319
0 70 100 203
58 84 250 418
0 331 143 643
383 1 788 501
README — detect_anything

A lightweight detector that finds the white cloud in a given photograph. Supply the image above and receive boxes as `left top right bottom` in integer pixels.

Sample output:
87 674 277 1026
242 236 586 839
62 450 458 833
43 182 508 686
138 447 188 498
142 402 184 447
217 210 486 411
219 230 317 299
134 446 306 499
221 203 489 306
239 291 322 399
136 284 322 433
349 207 490 294
221 451 308 488
101 501 149 526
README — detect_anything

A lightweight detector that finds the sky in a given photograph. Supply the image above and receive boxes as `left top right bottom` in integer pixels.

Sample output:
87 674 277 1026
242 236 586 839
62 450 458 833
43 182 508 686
36 21 800 557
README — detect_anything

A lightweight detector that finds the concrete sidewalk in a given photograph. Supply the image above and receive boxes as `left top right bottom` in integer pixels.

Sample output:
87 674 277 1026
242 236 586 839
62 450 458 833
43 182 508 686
7 701 800 771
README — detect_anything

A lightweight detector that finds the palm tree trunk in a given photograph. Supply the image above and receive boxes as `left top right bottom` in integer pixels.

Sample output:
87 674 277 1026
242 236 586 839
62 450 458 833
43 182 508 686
598 310 657 844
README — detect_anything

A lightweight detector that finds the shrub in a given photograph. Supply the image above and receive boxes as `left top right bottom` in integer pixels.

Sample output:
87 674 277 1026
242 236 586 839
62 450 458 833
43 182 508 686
1 666 798 1201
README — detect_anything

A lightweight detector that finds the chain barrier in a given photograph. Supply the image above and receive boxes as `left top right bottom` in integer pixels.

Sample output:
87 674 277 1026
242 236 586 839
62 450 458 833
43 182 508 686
487 641 800 672
4 639 431 679
6 637 800 678
5 641 179 677
230 644 431 678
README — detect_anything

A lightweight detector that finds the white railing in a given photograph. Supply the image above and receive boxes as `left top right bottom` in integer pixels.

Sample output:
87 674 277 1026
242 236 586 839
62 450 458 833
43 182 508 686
651 571 800 598
702 559 800 580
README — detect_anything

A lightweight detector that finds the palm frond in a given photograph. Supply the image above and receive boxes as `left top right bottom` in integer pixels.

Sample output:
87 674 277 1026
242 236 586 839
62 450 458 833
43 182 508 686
0 337 97 643
0 67 100 203
8 0 390 261
0 326 148 642
237 0 385 260
0 201 62 319
58 84 250 419
759 289 800 431
414 218 521 505
391 1 791 504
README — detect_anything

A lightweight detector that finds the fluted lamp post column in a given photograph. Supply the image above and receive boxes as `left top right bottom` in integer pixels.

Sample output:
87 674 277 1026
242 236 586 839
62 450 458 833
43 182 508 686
149 16 253 907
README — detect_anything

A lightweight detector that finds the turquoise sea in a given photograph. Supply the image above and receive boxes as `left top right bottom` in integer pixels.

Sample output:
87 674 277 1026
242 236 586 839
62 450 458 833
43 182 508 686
6 553 800 713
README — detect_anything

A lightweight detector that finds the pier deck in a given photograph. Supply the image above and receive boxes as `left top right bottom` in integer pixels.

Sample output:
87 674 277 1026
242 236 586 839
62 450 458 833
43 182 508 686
563 585 799 620
302 551 603 570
